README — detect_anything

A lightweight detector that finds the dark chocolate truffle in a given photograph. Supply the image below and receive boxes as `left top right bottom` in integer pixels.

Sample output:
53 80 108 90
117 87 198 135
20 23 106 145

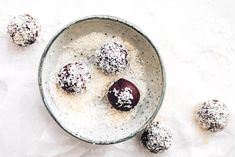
196 99 229 132
108 78 140 111
7 14 41 47
95 42 128 74
141 121 172 153
57 62 91 93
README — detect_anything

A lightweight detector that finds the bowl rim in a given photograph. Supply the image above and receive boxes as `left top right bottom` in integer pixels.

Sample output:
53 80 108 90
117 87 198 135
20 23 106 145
38 15 166 145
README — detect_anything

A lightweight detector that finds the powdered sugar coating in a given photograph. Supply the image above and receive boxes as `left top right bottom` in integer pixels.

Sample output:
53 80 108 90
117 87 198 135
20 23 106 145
95 42 128 74
57 62 91 93
141 121 172 153
196 99 229 132
7 14 41 47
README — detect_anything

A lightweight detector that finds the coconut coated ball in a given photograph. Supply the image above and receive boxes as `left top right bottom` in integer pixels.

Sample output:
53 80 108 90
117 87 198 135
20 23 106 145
57 62 91 94
196 99 229 132
141 121 172 154
7 14 41 47
95 42 128 74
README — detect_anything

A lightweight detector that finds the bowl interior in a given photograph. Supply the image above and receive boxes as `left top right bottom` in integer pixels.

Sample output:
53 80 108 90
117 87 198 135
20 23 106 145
39 16 165 144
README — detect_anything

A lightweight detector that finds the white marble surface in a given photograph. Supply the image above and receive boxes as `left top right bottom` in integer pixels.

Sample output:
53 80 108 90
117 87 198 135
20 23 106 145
0 0 235 156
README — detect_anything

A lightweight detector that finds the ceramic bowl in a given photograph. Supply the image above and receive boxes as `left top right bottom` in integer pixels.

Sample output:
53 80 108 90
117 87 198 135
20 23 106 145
38 15 166 144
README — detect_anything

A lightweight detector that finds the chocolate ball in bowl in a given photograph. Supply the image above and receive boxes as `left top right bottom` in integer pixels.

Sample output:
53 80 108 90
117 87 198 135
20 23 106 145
95 42 128 74
108 78 140 111
57 62 91 94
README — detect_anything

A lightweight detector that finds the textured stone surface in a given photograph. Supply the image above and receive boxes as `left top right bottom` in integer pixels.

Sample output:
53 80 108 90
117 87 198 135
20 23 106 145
0 0 235 156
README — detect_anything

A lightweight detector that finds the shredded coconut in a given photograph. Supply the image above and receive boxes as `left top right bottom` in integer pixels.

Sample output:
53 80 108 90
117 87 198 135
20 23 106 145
113 87 134 108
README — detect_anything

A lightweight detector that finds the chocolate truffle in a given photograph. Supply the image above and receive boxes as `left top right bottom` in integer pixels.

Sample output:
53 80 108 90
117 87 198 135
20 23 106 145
7 14 41 47
141 121 172 153
57 62 91 93
196 99 229 132
108 78 140 111
95 42 128 74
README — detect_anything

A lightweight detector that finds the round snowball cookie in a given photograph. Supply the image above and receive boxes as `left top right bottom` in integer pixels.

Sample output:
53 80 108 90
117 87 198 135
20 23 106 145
7 14 41 47
108 78 140 111
95 42 128 74
57 62 91 94
196 99 229 132
141 121 173 154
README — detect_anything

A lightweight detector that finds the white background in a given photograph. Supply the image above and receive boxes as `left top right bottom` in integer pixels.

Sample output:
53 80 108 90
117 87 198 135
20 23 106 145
0 0 235 156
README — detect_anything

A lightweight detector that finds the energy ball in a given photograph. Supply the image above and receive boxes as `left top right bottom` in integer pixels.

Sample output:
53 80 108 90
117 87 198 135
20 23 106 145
7 14 41 47
141 121 172 154
108 78 140 111
95 42 128 74
57 62 91 94
196 99 229 132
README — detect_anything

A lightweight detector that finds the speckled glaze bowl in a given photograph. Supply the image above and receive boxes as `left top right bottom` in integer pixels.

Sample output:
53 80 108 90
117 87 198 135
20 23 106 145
38 15 166 144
